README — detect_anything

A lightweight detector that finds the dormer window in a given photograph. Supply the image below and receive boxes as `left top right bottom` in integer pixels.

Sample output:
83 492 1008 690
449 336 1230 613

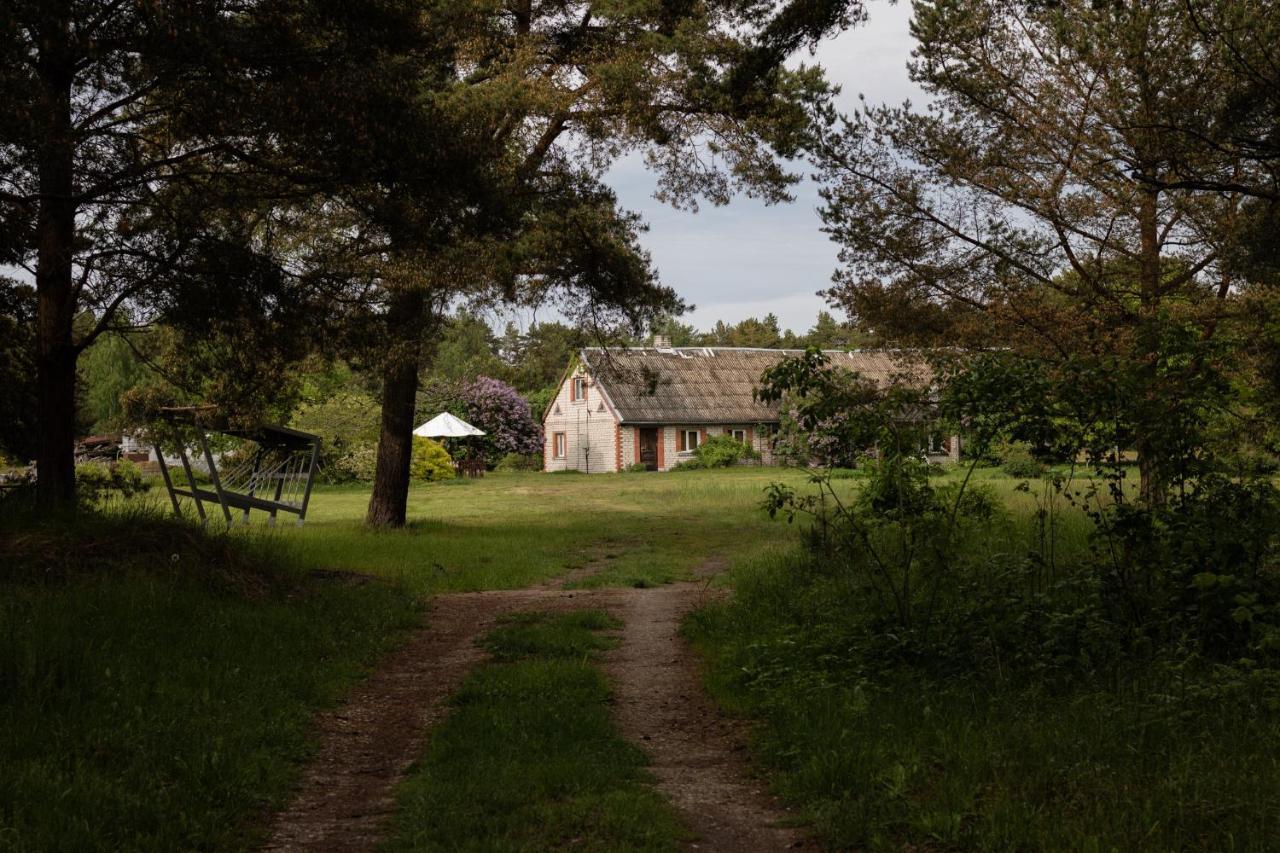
571 376 588 402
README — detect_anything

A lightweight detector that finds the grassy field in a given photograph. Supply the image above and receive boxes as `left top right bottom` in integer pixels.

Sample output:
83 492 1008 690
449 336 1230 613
381 610 687 852
0 468 808 851
274 468 816 595
9 464 1235 851
0 511 419 851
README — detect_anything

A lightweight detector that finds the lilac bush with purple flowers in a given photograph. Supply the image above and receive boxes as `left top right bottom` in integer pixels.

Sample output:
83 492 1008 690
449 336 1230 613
417 375 541 465
461 376 543 458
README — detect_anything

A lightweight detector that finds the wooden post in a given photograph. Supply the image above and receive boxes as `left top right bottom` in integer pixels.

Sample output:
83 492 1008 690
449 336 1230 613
154 442 182 518
176 442 207 525
296 437 320 526
198 431 233 526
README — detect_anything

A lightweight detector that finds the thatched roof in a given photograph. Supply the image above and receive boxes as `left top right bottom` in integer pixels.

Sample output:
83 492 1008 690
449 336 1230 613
581 347 933 425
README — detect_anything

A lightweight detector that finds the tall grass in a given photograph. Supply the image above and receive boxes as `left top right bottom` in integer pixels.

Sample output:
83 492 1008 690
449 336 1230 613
0 506 419 851
687 486 1280 851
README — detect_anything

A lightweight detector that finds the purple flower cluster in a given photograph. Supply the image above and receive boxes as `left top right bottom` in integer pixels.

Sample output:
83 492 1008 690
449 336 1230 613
461 376 543 456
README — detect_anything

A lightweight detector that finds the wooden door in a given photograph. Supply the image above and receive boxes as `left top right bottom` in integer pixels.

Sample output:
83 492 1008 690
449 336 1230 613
638 428 659 470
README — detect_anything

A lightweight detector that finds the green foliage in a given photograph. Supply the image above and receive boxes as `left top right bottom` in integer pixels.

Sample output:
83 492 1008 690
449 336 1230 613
997 438 1046 478
693 434 760 468
291 388 381 483
494 452 542 472
525 386 557 422
382 611 685 851
689 549 1280 850
77 332 155 434
0 283 37 461
432 312 507 384
334 446 379 482
75 461 149 505
410 437 455 482
726 332 1280 849
758 348 930 468
624 462 650 473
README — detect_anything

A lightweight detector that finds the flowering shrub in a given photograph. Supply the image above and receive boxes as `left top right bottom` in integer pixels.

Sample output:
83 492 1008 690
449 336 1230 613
461 376 542 457
420 376 542 465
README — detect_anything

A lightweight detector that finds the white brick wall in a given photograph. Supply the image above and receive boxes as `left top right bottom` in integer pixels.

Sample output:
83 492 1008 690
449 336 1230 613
619 425 636 468
542 366 620 472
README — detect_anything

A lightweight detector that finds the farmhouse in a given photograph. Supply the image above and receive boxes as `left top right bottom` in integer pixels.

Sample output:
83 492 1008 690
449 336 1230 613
542 342 961 472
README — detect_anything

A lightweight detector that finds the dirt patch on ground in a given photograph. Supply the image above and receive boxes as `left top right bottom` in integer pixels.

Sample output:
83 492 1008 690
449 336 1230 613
261 584 616 852
602 561 810 852
262 560 807 852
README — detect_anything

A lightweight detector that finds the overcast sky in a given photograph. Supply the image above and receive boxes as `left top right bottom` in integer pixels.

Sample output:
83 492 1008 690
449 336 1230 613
603 1 924 336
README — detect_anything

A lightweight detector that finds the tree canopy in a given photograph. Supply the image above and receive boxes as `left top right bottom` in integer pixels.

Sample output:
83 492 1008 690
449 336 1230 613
813 0 1280 502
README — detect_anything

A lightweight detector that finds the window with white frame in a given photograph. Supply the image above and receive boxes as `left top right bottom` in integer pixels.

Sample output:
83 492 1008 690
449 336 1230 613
730 428 748 444
678 429 701 452
571 377 587 402
553 432 566 458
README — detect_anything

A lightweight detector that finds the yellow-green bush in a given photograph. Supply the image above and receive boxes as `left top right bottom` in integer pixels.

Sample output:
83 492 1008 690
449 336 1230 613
410 437 455 481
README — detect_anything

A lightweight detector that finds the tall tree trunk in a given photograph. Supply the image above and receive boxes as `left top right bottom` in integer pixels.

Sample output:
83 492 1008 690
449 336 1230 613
34 6 78 510
366 289 427 527
1136 187 1167 508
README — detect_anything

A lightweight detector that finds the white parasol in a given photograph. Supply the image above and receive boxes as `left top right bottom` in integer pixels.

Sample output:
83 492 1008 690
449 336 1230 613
413 412 486 438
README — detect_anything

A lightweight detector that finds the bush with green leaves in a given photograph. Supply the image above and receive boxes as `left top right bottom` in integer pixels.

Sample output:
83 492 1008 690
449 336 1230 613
494 452 542 472
410 437 455 482
995 438 1045 478
623 462 649 473
75 460 149 504
290 390 381 483
693 434 760 468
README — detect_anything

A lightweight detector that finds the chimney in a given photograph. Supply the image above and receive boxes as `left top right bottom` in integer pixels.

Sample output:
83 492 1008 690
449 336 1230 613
653 334 673 349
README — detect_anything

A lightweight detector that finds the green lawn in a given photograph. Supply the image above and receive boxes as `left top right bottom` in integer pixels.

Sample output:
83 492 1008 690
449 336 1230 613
5 465 1181 851
274 468 816 595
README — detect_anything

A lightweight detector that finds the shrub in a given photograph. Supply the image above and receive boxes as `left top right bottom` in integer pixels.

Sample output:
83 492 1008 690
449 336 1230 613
410 437 455 481
494 452 542 472
291 390 382 483
1002 457 1045 478
670 459 704 471
418 376 542 466
995 438 1046 478
76 459 149 503
694 434 760 468
624 462 649 473
333 446 378 482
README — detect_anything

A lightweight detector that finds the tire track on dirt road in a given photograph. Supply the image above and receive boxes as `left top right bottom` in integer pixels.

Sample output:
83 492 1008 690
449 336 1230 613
262 562 808 851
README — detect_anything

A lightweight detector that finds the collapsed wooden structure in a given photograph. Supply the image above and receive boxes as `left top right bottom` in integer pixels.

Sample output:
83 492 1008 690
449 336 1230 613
153 408 321 527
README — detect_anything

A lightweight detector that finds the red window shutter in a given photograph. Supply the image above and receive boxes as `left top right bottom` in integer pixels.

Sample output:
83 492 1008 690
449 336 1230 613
677 431 685 452
569 379 576 402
